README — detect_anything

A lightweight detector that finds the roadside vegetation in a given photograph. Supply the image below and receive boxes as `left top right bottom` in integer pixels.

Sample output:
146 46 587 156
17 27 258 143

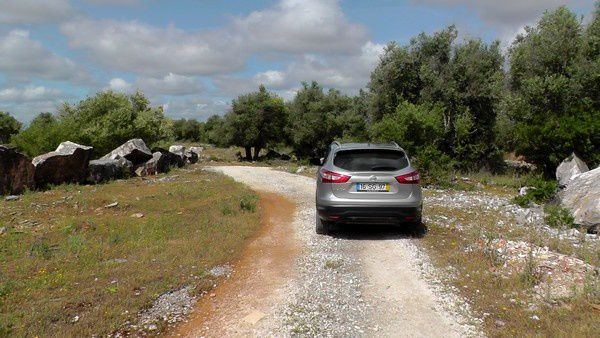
0 166 261 337
421 186 599 337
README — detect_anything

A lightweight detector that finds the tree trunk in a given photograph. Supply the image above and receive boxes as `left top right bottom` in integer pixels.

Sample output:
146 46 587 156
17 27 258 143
253 146 261 161
244 146 252 161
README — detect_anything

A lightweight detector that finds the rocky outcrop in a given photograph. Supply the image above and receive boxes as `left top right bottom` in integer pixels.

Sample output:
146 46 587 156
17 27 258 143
135 151 175 177
556 153 589 187
184 150 198 164
559 167 600 230
101 139 153 166
169 145 186 162
504 159 537 173
0 146 35 195
189 146 204 156
152 147 184 168
33 141 93 187
88 155 133 183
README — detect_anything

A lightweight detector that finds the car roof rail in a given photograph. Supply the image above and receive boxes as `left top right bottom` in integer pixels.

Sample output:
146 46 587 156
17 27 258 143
330 141 341 148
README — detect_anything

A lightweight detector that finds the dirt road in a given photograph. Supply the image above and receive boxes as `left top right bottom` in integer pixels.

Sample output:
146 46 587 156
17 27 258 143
174 166 480 337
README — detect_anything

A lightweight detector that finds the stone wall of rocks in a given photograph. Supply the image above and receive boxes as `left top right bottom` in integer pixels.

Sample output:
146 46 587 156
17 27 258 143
0 139 203 196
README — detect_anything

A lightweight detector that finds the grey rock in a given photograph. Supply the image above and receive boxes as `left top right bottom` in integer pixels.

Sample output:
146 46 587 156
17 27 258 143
556 153 589 187
32 141 93 187
169 145 186 161
0 145 34 195
135 153 161 177
88 156 133 183
101 139 153 166
558 166 600 228
189 146 204 155
184 150 198 164
519 186 533 196
504 159 537 173
5 195 20 201
152 147 184 168
0 227 6 235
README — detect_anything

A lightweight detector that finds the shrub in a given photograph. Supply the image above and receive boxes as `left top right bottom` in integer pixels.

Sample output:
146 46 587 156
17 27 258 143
511 177 557 207
411 146 456 187
239 193 258 212
544 205 576 228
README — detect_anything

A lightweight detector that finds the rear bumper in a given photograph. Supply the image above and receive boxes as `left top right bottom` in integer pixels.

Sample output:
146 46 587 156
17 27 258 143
316 205 422 225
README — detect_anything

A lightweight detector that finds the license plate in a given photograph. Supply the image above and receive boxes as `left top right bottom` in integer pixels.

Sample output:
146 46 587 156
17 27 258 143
357 183 390 192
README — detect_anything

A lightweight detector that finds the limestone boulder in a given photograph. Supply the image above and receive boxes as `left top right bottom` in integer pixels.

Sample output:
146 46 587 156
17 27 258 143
559 167 600 229
152 147 184 168
556 153 589 187
88 155 133 183
0 146 35 195
101 139 152 166
32 141 93 187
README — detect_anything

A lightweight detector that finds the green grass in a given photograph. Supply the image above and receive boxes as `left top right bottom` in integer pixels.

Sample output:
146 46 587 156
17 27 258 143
0 166 261 337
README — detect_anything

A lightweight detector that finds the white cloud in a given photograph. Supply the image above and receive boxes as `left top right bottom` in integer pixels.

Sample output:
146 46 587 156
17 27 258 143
418 0 581 27
107 78 133 93
0 86 67 122
137 73 202 96
60 0 369 77
61 19 246 77
0 30 89 83
233 0 368 54
0 0 73 24
161 96 230 120
107 74 202 96
215 41 385 96
0 86 63 102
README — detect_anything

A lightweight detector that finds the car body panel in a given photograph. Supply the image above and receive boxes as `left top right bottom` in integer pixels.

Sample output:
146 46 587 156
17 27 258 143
315 142 422 226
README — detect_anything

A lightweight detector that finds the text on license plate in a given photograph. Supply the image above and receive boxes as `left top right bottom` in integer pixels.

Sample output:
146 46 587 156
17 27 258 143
357 183 390 192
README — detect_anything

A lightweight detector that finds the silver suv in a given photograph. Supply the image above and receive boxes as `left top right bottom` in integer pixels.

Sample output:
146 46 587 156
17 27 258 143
315 142 422 234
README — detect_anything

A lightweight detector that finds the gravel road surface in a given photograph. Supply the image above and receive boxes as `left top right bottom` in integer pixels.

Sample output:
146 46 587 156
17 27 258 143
181 166 481 337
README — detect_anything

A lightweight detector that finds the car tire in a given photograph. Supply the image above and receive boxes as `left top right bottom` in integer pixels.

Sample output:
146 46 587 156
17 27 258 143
316 215 330 235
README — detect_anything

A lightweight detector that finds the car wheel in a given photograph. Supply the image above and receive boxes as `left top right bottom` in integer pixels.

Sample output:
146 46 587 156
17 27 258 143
316 215 330 235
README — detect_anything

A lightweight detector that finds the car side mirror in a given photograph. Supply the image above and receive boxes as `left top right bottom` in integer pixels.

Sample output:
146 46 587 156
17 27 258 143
319 157 325 166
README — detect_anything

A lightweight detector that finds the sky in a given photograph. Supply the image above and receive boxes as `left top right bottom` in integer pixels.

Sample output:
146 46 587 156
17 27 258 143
0 0 595 123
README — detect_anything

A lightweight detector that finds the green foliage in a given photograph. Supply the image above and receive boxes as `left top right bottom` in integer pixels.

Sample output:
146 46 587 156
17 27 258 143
224 85 287 160
203 115 228 147
287 81 367 158
239 192 257 212
12 91 170 157
367 26 505 170
0 112 21 144
511 177 557 207
543 205 576 228
508 6 600 175
172 118 203 141
411 146 456 187
10 113 68 157
370 102 444 155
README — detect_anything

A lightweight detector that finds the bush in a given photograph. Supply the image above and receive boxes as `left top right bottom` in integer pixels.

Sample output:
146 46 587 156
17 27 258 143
511 177 557 207
0 111 21 144
12 91 171 157
544 205 576 228
239 192 258 212
411 146 456 187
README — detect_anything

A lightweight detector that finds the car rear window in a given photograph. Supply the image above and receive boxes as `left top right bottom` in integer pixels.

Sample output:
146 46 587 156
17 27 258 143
333 149 408 171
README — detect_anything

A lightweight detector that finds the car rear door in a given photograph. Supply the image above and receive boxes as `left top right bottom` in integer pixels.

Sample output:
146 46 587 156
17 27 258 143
330 149 414 200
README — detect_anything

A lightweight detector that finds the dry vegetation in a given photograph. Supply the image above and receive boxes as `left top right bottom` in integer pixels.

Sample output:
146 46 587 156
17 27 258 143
420 186 600 337
0 165 261 337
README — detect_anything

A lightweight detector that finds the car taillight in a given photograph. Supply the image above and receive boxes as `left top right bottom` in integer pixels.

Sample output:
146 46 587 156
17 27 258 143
395 171 420 184
320 169 350 183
